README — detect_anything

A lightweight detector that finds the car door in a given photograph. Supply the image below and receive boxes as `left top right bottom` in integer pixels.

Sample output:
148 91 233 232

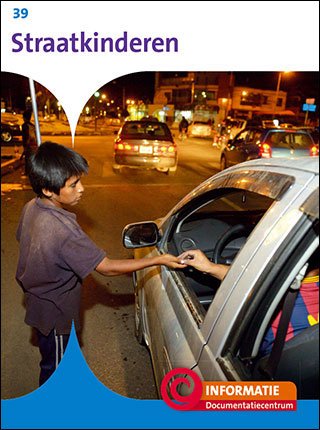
225 129 250 166
134 244 208 393
143 167 300 393
193 182 318 400
242 129 263 161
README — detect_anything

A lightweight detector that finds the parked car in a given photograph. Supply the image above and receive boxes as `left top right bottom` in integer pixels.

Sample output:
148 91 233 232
1 121 22 143
220 126 317 170
122 157 319 399
113 120 177 174
1 121 23 158
188 121 212 138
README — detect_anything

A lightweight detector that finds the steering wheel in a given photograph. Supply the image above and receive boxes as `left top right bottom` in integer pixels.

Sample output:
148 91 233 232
212 224 250 265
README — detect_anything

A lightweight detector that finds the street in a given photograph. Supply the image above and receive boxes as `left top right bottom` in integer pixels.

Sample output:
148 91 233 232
1 134 221 400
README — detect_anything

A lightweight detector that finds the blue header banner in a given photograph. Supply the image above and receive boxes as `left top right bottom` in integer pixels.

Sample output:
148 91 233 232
1 325 319 429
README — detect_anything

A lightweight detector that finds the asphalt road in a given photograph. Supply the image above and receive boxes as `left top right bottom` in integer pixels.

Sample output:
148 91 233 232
1 134 221 400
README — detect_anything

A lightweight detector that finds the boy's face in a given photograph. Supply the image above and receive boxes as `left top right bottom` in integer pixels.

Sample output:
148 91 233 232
42 175 84 207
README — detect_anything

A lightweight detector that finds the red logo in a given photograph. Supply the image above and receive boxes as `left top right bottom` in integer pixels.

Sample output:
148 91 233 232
160 368 203 411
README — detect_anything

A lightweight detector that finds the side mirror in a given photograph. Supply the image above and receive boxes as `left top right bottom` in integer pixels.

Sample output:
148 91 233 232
122 221 161 249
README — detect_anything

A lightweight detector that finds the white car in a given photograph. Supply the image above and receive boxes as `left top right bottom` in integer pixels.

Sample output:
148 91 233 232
227 118 247 139
188 121 212 138
123 157 319 400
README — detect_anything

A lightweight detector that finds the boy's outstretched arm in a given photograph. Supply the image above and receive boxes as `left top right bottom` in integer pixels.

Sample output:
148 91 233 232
95 254 186 276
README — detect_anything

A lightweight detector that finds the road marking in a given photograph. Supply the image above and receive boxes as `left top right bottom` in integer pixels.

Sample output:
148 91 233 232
220 197 244 211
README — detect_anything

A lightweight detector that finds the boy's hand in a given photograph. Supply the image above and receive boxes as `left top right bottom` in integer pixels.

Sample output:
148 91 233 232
160 254 187 269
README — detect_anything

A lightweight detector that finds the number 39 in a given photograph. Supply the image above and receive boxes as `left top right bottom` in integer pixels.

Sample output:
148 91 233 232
13 8 28 19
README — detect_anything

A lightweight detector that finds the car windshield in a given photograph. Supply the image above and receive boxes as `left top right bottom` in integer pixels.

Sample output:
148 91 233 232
121 122 172 140
267 131 313 148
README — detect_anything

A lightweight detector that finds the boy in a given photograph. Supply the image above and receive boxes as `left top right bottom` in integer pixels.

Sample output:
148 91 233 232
16 141 186 386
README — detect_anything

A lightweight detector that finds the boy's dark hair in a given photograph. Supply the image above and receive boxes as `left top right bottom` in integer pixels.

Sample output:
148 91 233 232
28 141 89 197
23 110 32 122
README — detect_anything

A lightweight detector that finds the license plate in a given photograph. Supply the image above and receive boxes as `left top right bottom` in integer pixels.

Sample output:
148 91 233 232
140 146 152 154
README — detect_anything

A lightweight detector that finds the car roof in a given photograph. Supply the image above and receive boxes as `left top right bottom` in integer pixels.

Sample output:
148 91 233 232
224 157 319 175
246 126 311 134
163 157 318 221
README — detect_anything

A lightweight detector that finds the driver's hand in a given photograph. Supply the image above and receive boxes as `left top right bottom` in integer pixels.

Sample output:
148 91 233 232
178 250 230 280
178 249 212 273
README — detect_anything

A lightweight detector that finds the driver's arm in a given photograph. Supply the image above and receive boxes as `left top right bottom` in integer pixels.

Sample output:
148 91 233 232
178 249 229 280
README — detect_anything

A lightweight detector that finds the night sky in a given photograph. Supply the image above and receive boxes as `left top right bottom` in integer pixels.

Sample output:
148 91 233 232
1 71 319 110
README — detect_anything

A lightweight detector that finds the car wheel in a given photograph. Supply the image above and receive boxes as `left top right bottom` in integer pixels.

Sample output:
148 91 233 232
220 155 228 170
1 131 13 143
166 166 177 176
112 163 122 174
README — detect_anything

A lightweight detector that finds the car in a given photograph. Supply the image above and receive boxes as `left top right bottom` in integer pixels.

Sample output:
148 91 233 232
225 118 247 139
262 120 278 128
188 121 212 138
1 121 22 143
220 126 317 170
122 157 319 400
112 120 177 174
1 122 23 158
212 124 230 149
279 123 295 129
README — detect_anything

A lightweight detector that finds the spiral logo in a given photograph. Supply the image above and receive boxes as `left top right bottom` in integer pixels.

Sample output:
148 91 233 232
160 368 203 411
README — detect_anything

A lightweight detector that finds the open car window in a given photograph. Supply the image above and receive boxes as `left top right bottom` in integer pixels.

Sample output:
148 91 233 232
165 188 274 314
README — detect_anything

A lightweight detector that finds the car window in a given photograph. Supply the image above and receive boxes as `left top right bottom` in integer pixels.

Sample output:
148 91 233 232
267 132 291 147
234 130 249 144
245 130 262 144
266 131 313 148
291 132 314 148
166 188 274 315
194 121 208 125
121 122 171 139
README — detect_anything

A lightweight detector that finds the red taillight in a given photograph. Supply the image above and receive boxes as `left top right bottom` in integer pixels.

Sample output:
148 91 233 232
310 145 319 156
154 145 176 154
259 143 272 158
115 142 138 152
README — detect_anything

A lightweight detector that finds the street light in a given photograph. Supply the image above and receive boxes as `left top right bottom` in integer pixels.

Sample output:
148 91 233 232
94 91 100 131
273 72 290 118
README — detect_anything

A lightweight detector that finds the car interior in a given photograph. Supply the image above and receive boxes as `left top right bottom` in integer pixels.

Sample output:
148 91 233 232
166 188 274 312
252 246 319 399
228 233 319 400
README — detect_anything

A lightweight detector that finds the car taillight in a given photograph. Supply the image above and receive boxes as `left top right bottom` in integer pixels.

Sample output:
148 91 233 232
154 145 176 154
114 142 138 152
310 145 319 156
259 143 272 158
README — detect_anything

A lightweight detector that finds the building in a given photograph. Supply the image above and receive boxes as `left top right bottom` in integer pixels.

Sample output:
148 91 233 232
149 72 290 127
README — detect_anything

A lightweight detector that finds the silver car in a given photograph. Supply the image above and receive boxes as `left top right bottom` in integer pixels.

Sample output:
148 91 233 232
113 120 177 174
123 157 319 400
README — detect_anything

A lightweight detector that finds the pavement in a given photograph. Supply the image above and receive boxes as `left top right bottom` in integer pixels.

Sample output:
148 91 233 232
1 115 121 176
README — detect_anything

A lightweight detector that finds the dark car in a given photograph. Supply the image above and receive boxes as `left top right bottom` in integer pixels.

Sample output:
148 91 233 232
1 121 23 158
1 121 22 143
113 120 177 174
220 126 317 170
